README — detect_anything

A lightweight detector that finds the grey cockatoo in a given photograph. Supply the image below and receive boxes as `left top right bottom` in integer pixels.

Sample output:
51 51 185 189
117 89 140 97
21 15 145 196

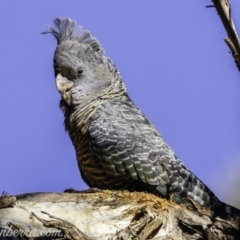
45 17 240 220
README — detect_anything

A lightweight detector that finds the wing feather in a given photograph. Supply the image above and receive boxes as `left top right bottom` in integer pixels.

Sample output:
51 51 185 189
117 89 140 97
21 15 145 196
89 97 174 195
88 96 217 206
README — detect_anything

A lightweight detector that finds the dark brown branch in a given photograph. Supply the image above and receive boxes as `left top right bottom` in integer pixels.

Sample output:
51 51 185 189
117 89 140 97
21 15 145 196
210 0 240 71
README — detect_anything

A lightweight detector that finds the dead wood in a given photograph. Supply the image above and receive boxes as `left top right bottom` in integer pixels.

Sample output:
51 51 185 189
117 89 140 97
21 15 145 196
0 191 239 239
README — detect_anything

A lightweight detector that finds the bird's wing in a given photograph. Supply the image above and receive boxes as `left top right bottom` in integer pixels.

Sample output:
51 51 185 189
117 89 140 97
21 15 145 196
88 97 208 201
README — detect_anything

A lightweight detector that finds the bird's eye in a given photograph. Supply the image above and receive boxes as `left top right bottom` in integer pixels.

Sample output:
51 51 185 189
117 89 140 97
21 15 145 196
78 69 83 76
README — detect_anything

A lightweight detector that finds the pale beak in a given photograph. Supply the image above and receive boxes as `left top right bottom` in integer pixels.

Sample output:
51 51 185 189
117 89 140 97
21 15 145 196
56 73 74 105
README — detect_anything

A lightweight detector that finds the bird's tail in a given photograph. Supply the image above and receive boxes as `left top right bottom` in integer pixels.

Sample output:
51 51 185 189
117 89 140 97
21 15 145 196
218 201 240 222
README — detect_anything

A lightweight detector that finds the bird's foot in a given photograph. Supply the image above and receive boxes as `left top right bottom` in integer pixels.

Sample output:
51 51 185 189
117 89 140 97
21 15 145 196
184 197 214 218
64 187 102 194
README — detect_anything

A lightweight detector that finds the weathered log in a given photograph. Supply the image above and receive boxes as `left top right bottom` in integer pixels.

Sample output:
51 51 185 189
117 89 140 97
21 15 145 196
0 191 239 239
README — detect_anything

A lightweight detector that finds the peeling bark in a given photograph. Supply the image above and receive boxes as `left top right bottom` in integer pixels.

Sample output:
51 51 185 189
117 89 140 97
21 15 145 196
0 191 239 239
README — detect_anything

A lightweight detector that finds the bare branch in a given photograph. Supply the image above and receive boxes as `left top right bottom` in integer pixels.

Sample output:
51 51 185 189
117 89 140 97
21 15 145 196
209 0 240 71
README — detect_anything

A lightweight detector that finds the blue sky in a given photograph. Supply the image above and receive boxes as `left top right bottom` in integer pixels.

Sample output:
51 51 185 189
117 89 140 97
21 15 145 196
0 1 240 207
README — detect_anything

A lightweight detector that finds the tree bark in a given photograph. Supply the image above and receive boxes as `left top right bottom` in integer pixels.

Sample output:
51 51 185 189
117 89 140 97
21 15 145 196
0 191 239 240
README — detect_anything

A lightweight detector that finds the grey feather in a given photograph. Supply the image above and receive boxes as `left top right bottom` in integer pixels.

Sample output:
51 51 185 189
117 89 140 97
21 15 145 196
43 18 103 53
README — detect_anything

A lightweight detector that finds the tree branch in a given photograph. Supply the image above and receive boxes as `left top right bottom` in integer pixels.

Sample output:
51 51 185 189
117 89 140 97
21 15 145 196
209 0 240 71
0 191 239 239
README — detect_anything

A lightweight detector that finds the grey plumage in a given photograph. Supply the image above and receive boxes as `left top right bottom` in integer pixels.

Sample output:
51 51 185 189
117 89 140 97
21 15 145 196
45 17 240 219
